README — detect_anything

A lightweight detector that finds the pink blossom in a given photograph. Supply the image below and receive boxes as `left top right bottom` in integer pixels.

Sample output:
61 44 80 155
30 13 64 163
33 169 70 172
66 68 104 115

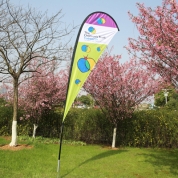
127 0 178 88
84 53 162 125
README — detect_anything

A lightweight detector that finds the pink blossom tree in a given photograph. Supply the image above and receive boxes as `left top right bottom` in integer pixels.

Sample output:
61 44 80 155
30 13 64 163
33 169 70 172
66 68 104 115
3 59 68 138
84 54 161 148
18 69 68 137
127 0 178 88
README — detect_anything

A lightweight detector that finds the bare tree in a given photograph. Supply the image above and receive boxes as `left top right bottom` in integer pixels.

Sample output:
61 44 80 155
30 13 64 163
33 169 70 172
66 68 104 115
0 0 76 146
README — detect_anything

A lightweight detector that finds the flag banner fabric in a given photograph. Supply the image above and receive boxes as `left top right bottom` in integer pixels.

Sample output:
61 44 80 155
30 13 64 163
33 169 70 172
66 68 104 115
63 12 119 121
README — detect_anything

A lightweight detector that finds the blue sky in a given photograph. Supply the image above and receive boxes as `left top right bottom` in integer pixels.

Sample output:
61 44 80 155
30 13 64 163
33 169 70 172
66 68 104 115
12 0 163 63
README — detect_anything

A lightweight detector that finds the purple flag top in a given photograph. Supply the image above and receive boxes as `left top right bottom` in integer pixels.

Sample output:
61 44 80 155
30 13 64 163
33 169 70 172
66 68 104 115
85 12 118 28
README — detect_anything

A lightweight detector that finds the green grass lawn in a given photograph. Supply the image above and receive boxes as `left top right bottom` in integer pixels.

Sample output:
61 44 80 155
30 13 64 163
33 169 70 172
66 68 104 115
0 136 178 178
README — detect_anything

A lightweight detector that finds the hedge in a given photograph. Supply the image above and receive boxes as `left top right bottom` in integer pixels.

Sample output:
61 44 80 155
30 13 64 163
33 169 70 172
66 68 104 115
117 110 178 148
1 107 178 148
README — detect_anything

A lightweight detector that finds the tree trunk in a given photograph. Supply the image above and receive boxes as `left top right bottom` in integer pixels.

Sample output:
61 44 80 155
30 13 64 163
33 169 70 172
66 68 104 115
112 125 117 148
32 124 38 138
9 78 18 146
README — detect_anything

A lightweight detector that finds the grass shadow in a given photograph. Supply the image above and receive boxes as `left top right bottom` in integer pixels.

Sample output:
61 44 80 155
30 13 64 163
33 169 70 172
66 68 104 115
80 148 127 165
61 147 128 178
139 149 178 176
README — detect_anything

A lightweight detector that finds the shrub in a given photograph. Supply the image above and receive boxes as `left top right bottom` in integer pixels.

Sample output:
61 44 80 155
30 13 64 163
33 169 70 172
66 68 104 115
63 108 112 144
0 102 13 136
117 109 178 148
1 105 178 148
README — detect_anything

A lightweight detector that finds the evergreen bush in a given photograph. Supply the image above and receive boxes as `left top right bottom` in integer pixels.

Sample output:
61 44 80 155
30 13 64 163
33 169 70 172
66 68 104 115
1 105 178 148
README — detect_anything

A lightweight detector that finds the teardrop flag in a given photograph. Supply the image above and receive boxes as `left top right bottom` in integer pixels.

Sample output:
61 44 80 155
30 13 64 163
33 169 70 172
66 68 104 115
57 11 119 177
63 11 119 121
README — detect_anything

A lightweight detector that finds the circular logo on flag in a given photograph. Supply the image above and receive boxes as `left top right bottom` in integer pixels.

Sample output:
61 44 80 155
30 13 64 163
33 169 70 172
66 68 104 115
77 56 95 73
81 45 91 53
88 26 96 34
75 79 81 85
97 18 106 24
97 47 101 52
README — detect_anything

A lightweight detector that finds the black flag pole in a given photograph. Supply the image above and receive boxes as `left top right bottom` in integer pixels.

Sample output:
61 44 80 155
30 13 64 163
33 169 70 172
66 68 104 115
56 46 77 178
57 121 64 178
